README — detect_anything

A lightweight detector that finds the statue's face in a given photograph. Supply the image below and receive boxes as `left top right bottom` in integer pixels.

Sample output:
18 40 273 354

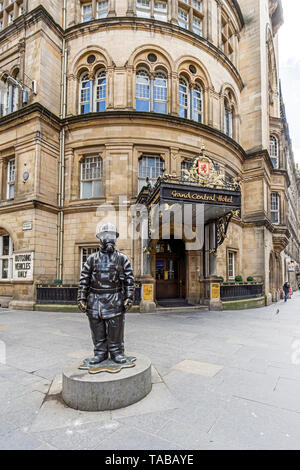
99 232 117 253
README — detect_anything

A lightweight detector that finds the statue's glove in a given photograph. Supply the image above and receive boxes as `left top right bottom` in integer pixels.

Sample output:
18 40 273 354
124 298 133 311
78 300 87 313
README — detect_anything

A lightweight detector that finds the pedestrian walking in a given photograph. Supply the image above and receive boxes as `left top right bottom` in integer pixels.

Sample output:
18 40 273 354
283 281 290 302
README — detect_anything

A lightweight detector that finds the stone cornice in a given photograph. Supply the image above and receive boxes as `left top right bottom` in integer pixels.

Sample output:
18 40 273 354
65 17 244 91
0 102 61 128
0 199 58 215
0 5 64 44
64 110 247 158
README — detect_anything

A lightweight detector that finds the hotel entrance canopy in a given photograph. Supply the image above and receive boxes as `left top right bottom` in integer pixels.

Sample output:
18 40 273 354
137 152 242 252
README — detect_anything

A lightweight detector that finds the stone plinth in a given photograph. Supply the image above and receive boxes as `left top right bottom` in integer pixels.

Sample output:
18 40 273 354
62 354 152 411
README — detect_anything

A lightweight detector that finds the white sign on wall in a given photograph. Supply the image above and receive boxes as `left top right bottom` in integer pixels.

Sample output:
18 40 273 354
288 263 295 273
13 253 34 281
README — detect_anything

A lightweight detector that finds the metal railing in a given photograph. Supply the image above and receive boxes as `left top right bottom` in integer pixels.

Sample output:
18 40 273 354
220 283 263 302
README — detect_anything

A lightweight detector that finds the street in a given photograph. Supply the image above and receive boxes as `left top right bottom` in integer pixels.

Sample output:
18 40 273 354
1 294 300 450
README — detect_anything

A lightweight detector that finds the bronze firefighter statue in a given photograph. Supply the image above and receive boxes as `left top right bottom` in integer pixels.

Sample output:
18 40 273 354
77 223 135 365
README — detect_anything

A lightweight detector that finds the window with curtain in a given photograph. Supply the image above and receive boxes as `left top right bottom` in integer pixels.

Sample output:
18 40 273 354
228 251 236 279
271 192 280 224
154 1 168 21
7 159 15 199
138 156 164 192
136 0 151 18
80 156 103 199
0 235 13 280
224 98 233 137
81 3 93 22
97 0 108 18
270 135 279 169
136 69 168 114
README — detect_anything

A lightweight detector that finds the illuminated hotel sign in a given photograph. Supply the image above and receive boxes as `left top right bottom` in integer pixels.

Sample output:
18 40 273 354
159 185 241 207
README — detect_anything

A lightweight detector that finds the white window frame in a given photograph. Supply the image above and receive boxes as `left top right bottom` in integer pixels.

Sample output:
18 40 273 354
224 100 233 138
0 235 13 281
80 155 103 199
136 0 151 18
0 2 3 12
95 69 106 112
192 14 203 36
178 6 188 29
81 3 93 22
80 246 98 271
96 0 108 18
7 158 15 199
154 1 168 22
270 135 279 169
8 12 14 24
228 251 236 280
179 77 203 122
138 155 164 192
271 192 280 224
136 69 168 114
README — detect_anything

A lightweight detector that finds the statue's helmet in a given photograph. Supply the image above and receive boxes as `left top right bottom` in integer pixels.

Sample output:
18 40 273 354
96 222 119 240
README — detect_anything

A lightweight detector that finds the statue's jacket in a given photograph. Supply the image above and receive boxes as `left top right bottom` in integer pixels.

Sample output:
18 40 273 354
78 250 135 319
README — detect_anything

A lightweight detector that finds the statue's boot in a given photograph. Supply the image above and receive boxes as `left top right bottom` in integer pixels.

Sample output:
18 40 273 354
111 353 127 364
89 353 108 365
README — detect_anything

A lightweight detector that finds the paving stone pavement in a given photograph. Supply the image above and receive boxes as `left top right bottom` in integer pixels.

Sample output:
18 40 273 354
1 293 300 450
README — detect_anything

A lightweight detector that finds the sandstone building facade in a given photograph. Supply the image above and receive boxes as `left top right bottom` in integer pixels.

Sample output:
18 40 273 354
0 0 299 309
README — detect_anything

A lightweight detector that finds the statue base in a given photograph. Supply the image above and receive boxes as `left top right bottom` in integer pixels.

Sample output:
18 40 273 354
62 354 152 411
79 356 136 374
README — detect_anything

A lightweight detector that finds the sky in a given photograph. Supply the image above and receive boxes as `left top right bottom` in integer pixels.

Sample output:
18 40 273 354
279 0 300 165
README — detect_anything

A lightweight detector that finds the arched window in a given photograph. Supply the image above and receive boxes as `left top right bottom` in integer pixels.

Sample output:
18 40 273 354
153 71 168 114
138 155 164 192
179 77 203 122
136 68 168 114
136 69 150 112
224 98 233 137
192 83 203 122
95 70 106 112
79 70 107 114
179 77 189 119
270 135 279 169
79 74 91 114
80 155 103 199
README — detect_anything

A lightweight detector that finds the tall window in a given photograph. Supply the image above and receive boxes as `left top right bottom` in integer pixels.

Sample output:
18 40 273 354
79 71 106 114
154 1 168 21
228 251 236 279
82 3 93 22
178 7 188 29
224 98 233 137
271 192 280 224
81 247 98 270
136 0 151 18
221 13 234 62
97 0 108 18
179 77 189 118
7 159 15 199
136 69 150 112
79 74 91 114
270 135 279 169
136 69 168 114
95 70 106 112
0 76 20 116
80 156 103 199
178 77 203 122
0 235 13 280
138 156 164 192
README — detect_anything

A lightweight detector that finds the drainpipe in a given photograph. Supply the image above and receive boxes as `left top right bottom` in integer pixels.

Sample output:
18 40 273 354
57 0 67 281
